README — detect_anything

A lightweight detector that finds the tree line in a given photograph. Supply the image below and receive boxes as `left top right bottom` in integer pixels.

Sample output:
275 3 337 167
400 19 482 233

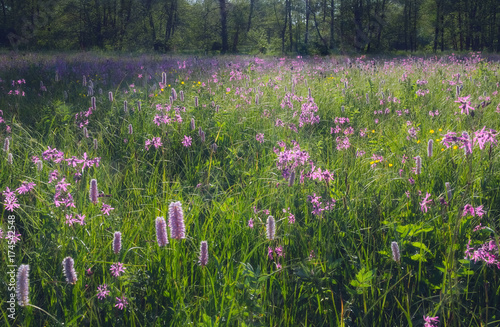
1 0 500 54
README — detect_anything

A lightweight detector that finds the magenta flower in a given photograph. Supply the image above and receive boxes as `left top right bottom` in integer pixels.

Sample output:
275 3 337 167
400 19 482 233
101 204 114 215
97 284 110 300
110 262 126 277
16 181 36 195
169 201 186 240
455 95 475 115
423 315 439 327
3 187 20 211
115 295 128 310
420 193 433 213
248 219 254 228
182 135 192 147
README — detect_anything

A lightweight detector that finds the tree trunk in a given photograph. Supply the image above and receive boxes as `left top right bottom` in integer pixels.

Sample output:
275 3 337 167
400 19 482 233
433 0 440 52
247 0 254 32
329 0 335 49
219 0 228 53
305 0 310 45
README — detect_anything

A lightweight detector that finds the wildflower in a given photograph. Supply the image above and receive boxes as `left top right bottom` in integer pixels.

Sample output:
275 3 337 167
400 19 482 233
423 315 439 327
62 257 77 284
169 201 186 240
155 217 169 246
199 241 208 266
110 262 126 277
7 153 12 164
3 187 20 212
113 232 122 254
108 91 113 102
182 135 192 147
391 242 400 263
427 139 433 157
101 204 114 215
190 118 195 130
266 216 275 240
16 264 30 306
267 247 274 260
455 95 475 115
89 179 98 204
420 193 432 213
3 138 9 152
256 133 264 144
128 124 133 134
415 156 421 175
248 219 254 228
16 181 36 195
115 296 128 310
275 246 284 257
6 231 21 244
97 284 110 300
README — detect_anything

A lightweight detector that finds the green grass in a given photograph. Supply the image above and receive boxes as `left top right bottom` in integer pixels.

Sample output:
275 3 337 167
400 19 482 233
0 52 500 326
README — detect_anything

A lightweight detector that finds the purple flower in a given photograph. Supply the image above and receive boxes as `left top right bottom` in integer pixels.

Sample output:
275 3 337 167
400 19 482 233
89 179 98 204
199 241 208 266
113 232 122 254
455 95 475 115
97 284 110 300
182 135 192 147
155 217 169 246
62 257 77 284
248 219 254 228
101 204 114 215
16 181 36 195
110 262 126 277
267 246 274 260
115 296 128 310
256 133 264 144
3 187 21 211
169 201 186 240
16 264 30 306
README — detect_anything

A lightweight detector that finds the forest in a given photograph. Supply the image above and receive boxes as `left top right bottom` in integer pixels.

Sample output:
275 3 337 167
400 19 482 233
1 0 500 54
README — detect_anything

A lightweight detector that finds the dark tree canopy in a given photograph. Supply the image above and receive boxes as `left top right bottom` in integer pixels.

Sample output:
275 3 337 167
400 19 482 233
2 0 500 53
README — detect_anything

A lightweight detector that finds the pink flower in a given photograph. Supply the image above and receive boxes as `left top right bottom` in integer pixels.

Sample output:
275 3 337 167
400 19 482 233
97 284 110 300
182 135 192 147
101 204 114 215
110 262 126 277
423 315 439 327
115 296 128 310
256 133 264 143
420 193 433 213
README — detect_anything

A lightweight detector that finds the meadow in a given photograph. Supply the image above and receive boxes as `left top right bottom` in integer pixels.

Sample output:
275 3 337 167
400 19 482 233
1 52 500 326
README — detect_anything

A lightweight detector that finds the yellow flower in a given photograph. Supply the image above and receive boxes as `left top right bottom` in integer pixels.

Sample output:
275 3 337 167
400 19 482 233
198 81 201 85
430 130 434 134
436 138 440 142
438 128 442 132
372 130 375 133
417 140 421 144
370 161 375 165
161 88 164 91
441 148 445 151
181 81 184 84
389 163 393 167
168 84 171 87
453 145 458 150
